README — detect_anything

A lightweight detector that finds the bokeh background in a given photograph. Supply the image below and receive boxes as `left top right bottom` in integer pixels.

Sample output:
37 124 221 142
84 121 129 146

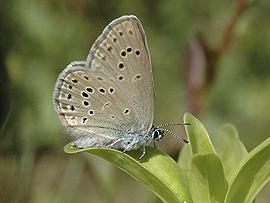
1 0 270 202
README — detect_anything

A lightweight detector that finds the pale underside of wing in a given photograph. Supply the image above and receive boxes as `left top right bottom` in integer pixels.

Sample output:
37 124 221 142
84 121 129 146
86 15 154 130
53 15 154 148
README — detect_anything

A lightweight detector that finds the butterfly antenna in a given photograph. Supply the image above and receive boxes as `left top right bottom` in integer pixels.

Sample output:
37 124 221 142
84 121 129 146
160 128 189 144
157 123 191 128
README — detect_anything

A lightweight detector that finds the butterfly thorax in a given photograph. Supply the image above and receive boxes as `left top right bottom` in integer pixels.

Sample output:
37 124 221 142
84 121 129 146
116 126 164 151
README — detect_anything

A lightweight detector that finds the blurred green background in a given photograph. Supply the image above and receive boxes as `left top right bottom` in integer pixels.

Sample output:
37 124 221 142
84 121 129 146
1 0 270 202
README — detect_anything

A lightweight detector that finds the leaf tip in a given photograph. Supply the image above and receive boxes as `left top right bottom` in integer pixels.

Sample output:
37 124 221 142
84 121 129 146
63 142 82 154
183 112 198 125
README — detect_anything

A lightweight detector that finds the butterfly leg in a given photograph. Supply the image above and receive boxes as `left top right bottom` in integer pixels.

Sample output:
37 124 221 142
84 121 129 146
154 141 157 148
123 141 136 153
107 139 122 148
138 146 146 160
123 146 131 153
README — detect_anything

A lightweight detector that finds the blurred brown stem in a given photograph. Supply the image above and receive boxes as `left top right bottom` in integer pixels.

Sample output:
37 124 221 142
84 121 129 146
217 0 248 55
184 0 249 115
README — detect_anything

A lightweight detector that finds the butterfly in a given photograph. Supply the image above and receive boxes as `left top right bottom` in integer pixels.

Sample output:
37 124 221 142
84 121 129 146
53 15 188 159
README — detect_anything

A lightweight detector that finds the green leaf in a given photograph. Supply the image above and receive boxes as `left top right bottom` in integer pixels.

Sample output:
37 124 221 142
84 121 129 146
64 143 192 203
178 144 192 170
184 112 215 155
212 124 248 182
190 153 227 203
225 137 270 203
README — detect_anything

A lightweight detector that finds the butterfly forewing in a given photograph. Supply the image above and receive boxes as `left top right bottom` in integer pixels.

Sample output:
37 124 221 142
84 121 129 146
86 15 154 131
53 15 154 146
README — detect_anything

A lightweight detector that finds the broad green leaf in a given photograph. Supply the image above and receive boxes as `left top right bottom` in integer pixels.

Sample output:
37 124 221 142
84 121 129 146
225 137 270 203
178 144 192 170
212 124 248 182
64 143 192 203
184 112 215 155
190 153 227 203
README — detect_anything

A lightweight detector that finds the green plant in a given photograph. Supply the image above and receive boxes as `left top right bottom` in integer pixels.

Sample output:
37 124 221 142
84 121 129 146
64 113 270 203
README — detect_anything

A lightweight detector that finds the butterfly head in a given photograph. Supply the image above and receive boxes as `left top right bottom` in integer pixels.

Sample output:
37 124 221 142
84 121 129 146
151 123 190 144
151 126 165 141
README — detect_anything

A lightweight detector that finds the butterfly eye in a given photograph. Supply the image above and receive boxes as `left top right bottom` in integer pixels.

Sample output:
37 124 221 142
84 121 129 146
152 129 164 140
153 131 160 139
